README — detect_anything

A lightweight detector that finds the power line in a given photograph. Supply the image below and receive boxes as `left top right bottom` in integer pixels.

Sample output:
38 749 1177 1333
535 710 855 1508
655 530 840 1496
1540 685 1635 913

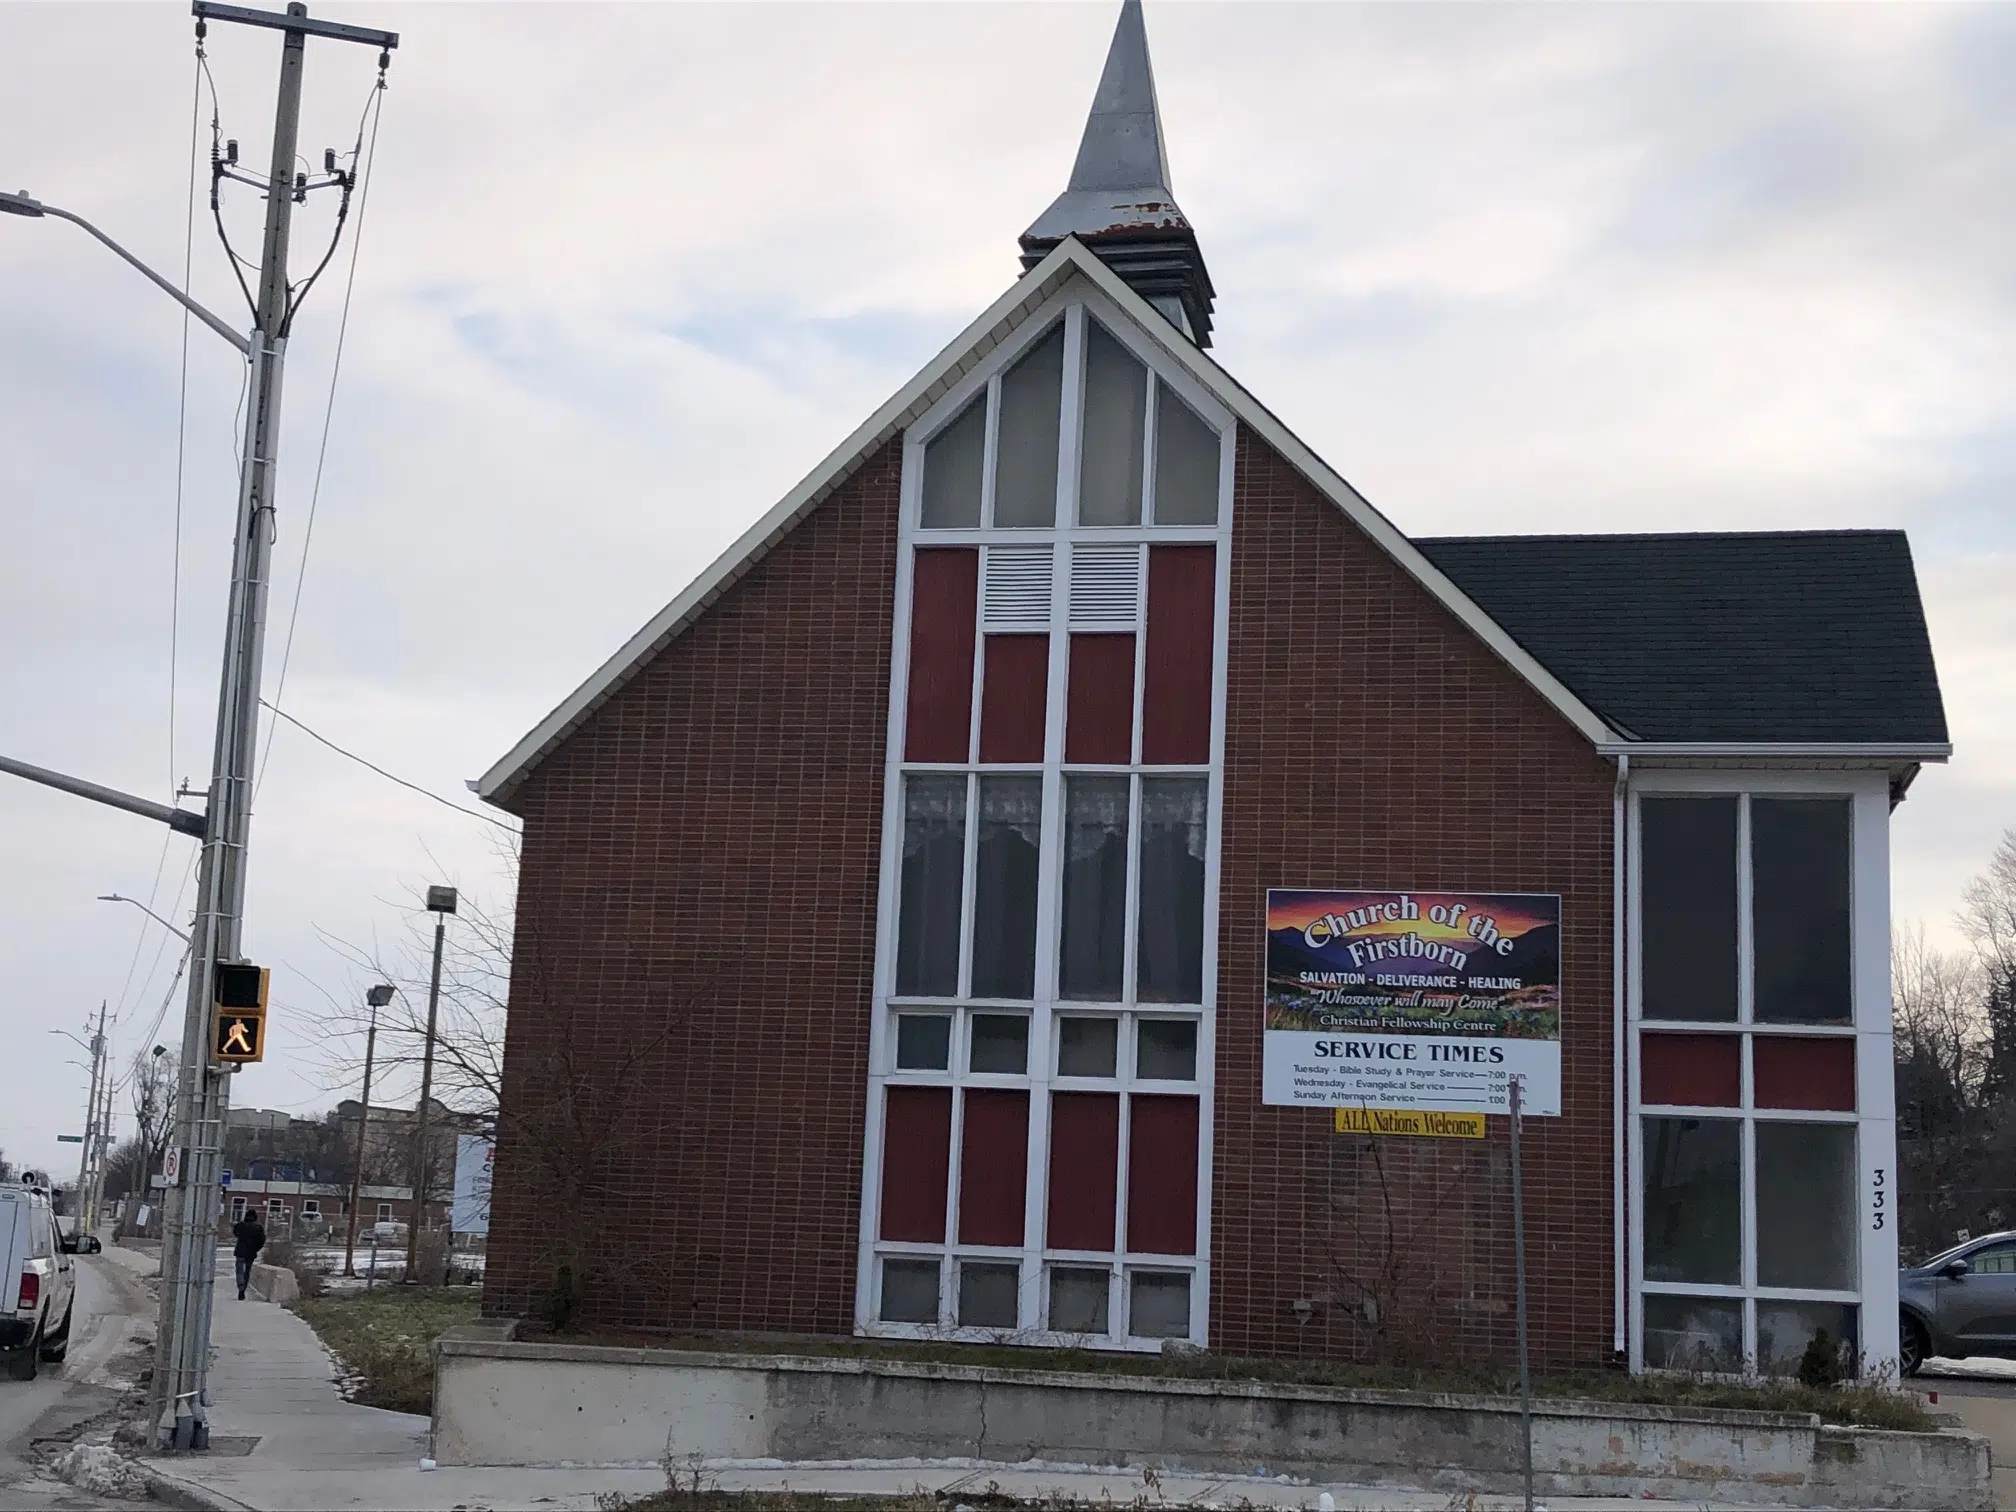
258 71 387 798
170 42 203 798
259 699 518 832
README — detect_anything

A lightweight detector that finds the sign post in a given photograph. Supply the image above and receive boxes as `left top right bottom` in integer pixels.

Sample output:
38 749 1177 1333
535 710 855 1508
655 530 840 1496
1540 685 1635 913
1509 1075 1534 1512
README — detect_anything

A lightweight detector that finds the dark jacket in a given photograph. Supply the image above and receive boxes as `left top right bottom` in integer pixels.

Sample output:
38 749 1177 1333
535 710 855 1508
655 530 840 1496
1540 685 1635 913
232 1216 266 1261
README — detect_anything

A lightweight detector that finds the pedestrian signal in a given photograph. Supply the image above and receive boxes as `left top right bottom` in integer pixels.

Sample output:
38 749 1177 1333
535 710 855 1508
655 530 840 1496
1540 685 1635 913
211 963 269 1064
214 963 269 1012
213 1011 264 1063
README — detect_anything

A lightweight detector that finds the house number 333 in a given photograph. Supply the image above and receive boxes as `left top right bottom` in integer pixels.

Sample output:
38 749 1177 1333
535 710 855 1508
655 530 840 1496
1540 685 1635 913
1872 1168 1887 1231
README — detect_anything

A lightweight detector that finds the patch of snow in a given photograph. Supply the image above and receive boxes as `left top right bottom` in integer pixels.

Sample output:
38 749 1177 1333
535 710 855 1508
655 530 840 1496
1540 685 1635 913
53 1442 149 1500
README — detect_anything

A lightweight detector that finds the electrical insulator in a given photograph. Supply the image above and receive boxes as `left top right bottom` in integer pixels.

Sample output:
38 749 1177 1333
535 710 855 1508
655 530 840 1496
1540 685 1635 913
324 148 336 173
226 139 238 165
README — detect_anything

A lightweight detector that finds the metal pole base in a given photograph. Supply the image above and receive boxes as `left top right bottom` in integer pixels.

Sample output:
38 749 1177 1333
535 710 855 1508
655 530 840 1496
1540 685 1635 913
164 1410 210 1452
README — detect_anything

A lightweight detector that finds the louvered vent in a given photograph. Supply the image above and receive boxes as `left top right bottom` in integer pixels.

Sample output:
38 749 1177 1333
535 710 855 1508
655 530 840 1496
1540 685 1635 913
1069 544 1143 627
981 546 1054 630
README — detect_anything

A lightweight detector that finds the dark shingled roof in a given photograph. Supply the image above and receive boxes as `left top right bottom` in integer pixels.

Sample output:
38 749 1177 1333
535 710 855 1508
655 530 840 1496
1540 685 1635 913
1412 530 1947 745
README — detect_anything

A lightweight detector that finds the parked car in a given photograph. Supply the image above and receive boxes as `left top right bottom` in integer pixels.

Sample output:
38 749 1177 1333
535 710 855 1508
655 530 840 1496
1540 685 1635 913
1900 1231 2016 1375
0 1182 77 1380
370 1220 408 1244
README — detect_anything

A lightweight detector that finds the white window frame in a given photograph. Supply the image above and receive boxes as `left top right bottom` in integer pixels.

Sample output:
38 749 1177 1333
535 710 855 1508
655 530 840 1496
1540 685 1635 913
1626 767 1897 1375
859 280 1234 1352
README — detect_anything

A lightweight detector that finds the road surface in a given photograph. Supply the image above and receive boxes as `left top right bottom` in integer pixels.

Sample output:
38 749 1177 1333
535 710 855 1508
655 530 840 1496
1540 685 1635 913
0 1253 153 1510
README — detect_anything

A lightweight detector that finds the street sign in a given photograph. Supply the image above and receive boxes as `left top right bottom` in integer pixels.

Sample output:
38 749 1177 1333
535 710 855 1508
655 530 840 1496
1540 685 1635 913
163 1147 184 1187
220 1170 232 1189
1333 1107 1486 1139
56 1134 83 1144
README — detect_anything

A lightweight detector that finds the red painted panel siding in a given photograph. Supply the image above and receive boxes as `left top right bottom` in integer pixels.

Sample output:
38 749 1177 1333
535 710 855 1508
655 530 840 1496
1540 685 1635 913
1215 425 1617 1370
1066 633 1136 764
1141 545 1215 764
905 548 978 762
958 1089 1030 1246
1126 1094 1200 1257
979 635 1049 763
1046 1092 1119 1251
1754 1036 1856 1112
880 1087 952 1242
1640 1033 1741 1108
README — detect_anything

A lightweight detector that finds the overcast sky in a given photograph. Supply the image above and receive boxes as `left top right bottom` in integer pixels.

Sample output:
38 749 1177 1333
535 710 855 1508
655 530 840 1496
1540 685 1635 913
3 2 2011 1182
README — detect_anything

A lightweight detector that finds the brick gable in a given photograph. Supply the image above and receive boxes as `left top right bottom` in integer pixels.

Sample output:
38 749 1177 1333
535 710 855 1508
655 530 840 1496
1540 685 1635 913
483 437 902 1335
1211 426 1617 1368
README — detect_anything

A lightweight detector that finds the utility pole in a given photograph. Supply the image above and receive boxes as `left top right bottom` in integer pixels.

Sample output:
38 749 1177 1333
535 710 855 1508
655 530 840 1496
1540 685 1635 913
88 1028 116 1230
149 2 397 1451
69 1005 109 1229
344 984 394 1277
405 887 456 1281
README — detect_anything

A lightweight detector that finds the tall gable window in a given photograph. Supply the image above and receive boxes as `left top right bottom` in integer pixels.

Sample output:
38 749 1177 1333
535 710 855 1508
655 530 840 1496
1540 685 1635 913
916 305 1224 536
872 287 1231 1351
1632 781 1876 1377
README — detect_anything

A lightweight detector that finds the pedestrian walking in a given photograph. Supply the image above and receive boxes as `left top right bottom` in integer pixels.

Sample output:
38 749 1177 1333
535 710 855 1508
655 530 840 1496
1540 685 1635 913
232 1209 266 1300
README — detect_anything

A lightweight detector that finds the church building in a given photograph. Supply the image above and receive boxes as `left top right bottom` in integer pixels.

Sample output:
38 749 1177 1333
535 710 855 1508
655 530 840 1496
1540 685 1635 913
477 2 1948 1377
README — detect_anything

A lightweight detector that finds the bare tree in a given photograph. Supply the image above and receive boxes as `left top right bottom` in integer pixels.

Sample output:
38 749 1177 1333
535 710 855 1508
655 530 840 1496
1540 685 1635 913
130 1048 178 1183
1959 828 2016 982
1893 923 1989 1255
309 834 516 1127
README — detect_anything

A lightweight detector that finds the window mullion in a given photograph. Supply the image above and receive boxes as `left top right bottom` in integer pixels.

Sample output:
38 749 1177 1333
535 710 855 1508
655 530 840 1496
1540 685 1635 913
1737 793 1755 1026
979 373 1002 529
1141 376 1160 525
1122 775 1143 1005
958 773 980 1001
1058 303 1086 528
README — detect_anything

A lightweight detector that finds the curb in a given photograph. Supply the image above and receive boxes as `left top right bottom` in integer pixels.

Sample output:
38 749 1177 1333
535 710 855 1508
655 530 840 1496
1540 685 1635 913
140 1462 261 1512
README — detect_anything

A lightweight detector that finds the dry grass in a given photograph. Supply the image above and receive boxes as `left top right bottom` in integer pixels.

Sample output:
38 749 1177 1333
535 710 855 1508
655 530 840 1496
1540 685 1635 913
293 1285 482 1414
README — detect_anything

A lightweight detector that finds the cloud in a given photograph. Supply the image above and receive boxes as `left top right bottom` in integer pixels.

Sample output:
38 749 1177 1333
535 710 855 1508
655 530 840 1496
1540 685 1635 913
2 2 2012 1176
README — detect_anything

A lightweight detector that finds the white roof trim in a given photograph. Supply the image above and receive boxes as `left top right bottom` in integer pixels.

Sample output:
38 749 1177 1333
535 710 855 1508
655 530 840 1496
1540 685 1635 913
477 238 1619 805
1596 742 1951 761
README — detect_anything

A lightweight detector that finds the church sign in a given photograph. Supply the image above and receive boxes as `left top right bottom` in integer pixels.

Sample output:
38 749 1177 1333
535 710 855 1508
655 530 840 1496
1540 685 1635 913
1263 888 1563 1116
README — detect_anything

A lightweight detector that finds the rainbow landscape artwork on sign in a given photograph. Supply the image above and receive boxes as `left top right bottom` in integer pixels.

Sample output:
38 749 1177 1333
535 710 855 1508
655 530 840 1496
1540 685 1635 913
1262 888 1563 1116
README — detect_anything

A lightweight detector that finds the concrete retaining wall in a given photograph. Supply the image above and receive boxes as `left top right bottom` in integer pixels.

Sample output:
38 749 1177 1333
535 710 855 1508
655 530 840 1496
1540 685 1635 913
431 1329 1989 1509
246 1261 298 1306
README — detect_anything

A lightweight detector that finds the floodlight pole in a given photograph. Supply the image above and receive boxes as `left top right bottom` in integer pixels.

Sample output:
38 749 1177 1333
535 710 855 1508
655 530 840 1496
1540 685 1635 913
343 984 395 1277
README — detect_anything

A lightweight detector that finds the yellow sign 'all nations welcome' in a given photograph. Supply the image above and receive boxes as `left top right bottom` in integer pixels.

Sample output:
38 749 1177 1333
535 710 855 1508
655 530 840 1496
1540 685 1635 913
1333 1107 1486 1139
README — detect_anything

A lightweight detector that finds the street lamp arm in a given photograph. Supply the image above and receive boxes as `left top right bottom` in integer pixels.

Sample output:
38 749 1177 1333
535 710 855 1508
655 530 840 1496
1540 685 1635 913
99 893 196 945
1 192 250 355
0 752 207 837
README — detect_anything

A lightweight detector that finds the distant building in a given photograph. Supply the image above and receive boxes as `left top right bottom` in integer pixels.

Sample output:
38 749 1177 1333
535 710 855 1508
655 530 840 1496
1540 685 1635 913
475 2 1946 1377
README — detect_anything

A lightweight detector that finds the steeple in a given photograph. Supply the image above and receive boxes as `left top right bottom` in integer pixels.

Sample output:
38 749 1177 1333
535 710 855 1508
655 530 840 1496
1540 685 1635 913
1020 0 1216 347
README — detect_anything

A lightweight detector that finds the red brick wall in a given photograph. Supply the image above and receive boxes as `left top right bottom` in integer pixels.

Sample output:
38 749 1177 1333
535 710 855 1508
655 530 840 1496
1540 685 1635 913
1212 427 1617 1370
483 438 901 1335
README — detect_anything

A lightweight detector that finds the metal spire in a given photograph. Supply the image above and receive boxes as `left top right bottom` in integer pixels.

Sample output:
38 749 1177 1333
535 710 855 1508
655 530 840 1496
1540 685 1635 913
1020 0 1215 346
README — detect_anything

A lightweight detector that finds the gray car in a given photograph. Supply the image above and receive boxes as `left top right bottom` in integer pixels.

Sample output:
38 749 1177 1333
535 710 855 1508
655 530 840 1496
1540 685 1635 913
1900 1231 2016 1375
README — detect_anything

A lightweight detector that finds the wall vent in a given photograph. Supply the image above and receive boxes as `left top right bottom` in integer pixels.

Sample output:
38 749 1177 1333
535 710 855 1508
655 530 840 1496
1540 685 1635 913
1069 544 1144 628
981 546 1054 631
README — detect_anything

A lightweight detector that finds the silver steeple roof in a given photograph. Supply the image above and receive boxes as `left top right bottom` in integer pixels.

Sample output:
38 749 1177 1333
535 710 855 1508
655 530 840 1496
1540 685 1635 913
1019 0 1216 347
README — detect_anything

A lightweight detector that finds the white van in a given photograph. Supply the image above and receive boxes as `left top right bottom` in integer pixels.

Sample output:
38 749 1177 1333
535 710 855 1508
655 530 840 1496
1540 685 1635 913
0 1183 76 1380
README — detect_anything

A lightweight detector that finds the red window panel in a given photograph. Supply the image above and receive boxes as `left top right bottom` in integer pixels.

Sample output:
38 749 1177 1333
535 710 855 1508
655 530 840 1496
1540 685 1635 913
905 549 978 762
979 635 1049 763
1046 1091 1119 1251
1066 634 1136 764
1639 1032 1741 1108
1754 1036 1856 1112
879 1086 951 1242
1125 1094 1199 1256
958 1089 1030 1247
1140 546 1215 764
